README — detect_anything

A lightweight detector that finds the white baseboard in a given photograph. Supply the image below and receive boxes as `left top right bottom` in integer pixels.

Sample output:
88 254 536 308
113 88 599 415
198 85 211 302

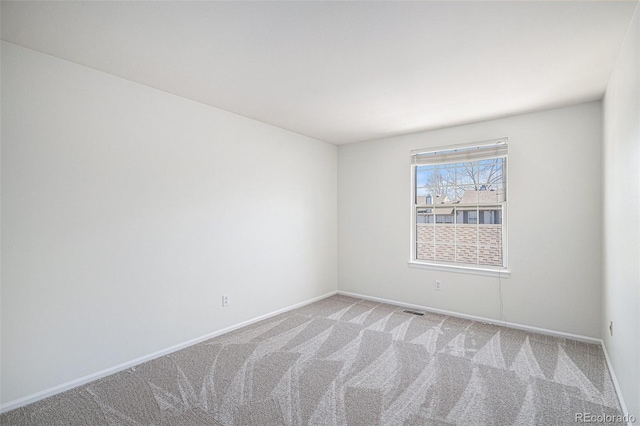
337 290 601 344
337 291 638 418
0 290 337 414
339 291 636 419
4 289 628 422
600 340 633 426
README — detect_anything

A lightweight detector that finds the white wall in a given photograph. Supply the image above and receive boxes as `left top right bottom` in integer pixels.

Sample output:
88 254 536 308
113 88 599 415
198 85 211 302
338 102 603 338
0 42 337 405
603 2 640 419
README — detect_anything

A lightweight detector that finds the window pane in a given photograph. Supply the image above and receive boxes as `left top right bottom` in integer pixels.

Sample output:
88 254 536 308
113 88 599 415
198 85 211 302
479 190 503 204
478 158 503 190
458 185 479 204
468 210 478 224
417 243 434 261
456 245 478 264
491 183 505 202
437 164 456 187
435 224 455 243
456 162 477 186
431 164 445 187
416 186 429 204
479 246 503 266
477 206 501 225
457 225 477 243
439 187 454 204
435 244 455 262
435 214 454 224
478 224 502 246
416 166 434 188
417 204 434 221
416 221 434 242
479 215 503 262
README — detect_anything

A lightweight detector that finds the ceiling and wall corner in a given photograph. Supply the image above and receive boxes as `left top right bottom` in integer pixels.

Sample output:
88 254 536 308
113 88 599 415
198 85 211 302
1 1 637 145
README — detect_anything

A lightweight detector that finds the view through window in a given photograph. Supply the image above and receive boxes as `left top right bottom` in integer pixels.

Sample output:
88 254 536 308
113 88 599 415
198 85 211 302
412 140 508 269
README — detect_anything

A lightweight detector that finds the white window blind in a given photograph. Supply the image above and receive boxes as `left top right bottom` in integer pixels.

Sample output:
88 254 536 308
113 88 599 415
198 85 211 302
411 137 508 165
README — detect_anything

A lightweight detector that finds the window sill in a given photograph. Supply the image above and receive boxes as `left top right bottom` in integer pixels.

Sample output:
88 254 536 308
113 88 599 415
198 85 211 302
408 261 511 278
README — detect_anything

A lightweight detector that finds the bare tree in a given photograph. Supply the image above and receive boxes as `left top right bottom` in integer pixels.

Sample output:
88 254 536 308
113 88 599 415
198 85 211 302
461 159 503 190
421 159 503 200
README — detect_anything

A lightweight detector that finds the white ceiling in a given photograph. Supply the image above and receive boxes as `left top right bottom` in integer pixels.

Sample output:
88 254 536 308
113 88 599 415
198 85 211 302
2 1 637 145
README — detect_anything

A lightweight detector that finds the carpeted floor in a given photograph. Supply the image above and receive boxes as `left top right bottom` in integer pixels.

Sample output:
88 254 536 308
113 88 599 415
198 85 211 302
0 295 623 425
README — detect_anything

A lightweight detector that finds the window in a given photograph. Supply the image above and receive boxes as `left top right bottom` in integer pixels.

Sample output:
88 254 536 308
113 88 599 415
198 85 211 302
410 138 508 272
467 210 477 224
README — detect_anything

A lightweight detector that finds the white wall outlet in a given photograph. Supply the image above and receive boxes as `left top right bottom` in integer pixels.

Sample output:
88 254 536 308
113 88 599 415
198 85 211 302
222 294 229 307
435 280 442 291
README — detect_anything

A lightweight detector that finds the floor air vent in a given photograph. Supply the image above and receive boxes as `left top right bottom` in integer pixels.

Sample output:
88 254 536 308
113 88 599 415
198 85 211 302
403 309 424 316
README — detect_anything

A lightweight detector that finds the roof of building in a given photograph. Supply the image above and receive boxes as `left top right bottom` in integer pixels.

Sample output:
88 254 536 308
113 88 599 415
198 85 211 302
417 189 503 214
416 194 454 215
459 189 504 204
416 194 450 205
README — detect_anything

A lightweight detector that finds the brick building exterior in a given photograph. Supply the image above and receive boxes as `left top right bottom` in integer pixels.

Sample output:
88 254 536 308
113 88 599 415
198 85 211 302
416 223 503 266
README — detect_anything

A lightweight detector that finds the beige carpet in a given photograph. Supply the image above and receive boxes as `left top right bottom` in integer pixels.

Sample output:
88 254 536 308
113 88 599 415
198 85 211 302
0 295 623 425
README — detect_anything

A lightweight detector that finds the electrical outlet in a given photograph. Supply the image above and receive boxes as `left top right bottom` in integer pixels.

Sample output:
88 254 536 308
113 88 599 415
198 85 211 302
222 294 229 307
435 280 442 291
609 321 613 336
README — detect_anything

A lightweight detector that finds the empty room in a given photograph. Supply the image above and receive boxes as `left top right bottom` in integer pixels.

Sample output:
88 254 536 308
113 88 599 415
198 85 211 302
1 1 639 425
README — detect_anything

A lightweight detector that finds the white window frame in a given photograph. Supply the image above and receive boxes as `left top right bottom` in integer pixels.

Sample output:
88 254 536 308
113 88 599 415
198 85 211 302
409 138 510 277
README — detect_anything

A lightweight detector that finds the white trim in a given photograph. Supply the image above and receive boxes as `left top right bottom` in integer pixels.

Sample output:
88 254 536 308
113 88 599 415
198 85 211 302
3 290 630 422
411 137 508 165
502 158 509 267
600 341 633 426
410 142 509 271
409 163 418 261
408 260 511 277
410 137 507 156
0 290 337 414
337 290 599 344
